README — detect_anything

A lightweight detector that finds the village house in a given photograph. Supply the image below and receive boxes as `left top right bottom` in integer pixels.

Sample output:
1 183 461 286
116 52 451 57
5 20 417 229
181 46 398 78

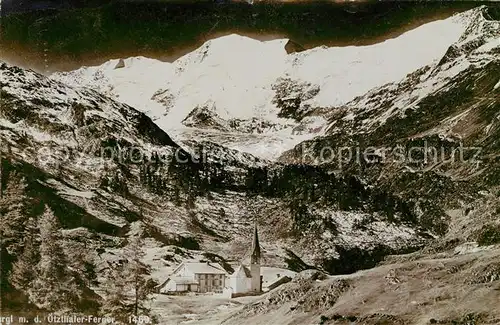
158 262 227 294
159 224 263 296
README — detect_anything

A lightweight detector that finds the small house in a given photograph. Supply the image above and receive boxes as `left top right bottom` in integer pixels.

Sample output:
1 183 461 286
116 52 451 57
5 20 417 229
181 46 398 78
158 262 227 294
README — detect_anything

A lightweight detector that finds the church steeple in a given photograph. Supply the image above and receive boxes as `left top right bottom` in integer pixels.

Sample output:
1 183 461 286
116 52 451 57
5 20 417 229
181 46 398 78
250 222 262 292
251 223 261 264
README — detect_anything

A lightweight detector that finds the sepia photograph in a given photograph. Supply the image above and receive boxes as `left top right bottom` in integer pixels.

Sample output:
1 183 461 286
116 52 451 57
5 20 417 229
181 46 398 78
0 0 500 324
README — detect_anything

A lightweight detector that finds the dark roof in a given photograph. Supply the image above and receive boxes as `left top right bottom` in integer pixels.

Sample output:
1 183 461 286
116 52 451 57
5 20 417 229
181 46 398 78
251 223 261 263
232 265 252 278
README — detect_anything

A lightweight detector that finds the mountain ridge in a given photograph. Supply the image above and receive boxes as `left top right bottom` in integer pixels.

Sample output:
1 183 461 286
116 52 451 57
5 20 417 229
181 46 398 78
50 6 479 160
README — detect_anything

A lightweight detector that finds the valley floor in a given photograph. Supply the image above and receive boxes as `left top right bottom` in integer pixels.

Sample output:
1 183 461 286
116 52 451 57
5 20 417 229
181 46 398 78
151 294 260 325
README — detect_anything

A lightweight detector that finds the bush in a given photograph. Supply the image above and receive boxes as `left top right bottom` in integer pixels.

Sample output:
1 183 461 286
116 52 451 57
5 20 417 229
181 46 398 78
477 224 500 246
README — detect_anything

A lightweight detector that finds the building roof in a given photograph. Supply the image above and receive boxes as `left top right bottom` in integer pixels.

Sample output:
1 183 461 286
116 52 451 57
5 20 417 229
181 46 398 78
156 276 199 290
267 276 292 291
231 264 252 278
251 223 261 264
183 262 227 275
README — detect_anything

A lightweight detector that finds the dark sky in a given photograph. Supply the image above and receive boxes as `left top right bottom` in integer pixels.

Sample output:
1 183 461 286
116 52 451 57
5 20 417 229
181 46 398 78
1 1 498 72
2 0 112 13
2 0 232 14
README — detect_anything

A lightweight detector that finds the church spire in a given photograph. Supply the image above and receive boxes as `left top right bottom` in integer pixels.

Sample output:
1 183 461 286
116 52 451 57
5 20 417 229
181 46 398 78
249 222 262 292
251 223 261 264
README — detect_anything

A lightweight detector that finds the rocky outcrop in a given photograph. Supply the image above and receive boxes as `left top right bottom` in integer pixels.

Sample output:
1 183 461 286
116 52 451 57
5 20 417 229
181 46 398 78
182 105 230 131
114 58 125 69
285 39 306 54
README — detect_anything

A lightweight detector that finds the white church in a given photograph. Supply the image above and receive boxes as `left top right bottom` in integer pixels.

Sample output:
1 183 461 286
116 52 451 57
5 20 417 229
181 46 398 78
158 224 262 296
228 224 262 295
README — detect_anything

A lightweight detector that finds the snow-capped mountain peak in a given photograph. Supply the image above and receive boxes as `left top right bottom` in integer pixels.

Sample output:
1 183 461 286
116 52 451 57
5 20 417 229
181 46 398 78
51 7 485 159
457 5 499 43
52 9 476 124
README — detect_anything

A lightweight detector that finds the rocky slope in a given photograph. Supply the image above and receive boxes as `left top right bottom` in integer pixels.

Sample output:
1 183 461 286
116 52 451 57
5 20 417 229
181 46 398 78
281 4 500 237
218 248 500 325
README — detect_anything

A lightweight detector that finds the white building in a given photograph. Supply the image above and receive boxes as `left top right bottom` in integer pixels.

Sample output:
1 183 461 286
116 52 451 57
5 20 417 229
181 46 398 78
229 265 252 294
158 225 262 297
228 224 262 295
158 262 227 294
161 277 199 293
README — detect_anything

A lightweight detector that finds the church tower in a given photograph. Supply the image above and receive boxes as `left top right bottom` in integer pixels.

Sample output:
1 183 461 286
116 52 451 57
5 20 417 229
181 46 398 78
250 223 262 292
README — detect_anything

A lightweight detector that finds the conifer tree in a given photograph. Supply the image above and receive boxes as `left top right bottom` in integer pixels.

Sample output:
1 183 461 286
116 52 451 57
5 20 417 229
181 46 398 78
0 172 29 255
101 263 130 323
100 235 154 322
9 218 40 293
74 248 99 288
32 206 79 311
0 172 26 213
125 235 153 316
